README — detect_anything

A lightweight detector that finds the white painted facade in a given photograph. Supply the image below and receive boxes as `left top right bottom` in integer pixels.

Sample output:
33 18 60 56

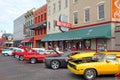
13 14 25 41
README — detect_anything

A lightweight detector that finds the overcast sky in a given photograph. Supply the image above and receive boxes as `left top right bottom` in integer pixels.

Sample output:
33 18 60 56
0 0 46 35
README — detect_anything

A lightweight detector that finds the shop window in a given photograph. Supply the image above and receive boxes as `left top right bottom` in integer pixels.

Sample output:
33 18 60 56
83 39 91 49
97 39 107 51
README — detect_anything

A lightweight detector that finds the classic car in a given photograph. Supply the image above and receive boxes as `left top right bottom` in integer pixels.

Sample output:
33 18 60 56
67 52 120 80
115 72 120 79
24 50 63 64
44 51 95 70
2 47 24 56
13 46 38 61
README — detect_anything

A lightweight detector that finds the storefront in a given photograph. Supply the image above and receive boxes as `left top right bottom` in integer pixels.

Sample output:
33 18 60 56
21 37 33 48
42 23 112 52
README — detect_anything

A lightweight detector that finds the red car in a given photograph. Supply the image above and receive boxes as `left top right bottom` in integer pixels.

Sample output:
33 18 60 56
13 46 38 61
115 72 120 79
24 50 63 64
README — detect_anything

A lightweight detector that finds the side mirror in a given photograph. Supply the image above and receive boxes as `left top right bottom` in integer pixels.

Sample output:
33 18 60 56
106 60 110 63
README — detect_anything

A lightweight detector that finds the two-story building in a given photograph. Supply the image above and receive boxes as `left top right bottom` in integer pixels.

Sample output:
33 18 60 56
42 0 120 52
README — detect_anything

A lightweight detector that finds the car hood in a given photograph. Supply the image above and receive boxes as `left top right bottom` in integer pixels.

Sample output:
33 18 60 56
45 56 67 60
70 51 95 60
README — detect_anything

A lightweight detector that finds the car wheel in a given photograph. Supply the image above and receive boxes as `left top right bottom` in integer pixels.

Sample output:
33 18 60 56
4 53 8 56
30 58 37 64
19 56 24 61
84 69 96 80
50 60 60 70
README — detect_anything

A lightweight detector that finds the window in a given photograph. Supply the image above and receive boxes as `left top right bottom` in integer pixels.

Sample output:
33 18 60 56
98 3 104 20
106 54 116 61
44 13 46 20
53 3 56 13
73 0 78 3
48 22 50 30
58 0 61 11
65 0 68 8
73 12 78 24
84 8 90 22
53 20 56 30
115 25 120 31
48 6 51 15
38 16 40 22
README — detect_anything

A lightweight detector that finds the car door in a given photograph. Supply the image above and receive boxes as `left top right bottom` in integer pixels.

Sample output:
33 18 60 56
100 54 119 74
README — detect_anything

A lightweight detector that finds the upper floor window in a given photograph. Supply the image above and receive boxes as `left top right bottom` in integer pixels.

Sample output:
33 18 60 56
53 3 56 13
58 0 61 11
84 8 90 23
98 3 105 20
48 21 50 31
115 25 120 31
73 12 78 24
73 0 78 3
65 0 68 8
48 6 51 15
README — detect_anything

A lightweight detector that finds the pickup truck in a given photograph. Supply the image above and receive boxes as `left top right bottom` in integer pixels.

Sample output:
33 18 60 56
67 52 120 80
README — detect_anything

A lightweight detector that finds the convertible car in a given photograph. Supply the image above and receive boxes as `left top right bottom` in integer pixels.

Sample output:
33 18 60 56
67 52 120 80
44 51 96 70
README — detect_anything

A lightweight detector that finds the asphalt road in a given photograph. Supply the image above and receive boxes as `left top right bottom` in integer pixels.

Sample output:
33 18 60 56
0 54 117 80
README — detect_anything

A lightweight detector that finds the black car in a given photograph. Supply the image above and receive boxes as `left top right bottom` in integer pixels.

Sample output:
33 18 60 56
44 50 80 70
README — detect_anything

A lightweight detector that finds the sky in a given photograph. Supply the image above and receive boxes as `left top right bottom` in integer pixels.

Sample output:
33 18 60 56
0 0 46 36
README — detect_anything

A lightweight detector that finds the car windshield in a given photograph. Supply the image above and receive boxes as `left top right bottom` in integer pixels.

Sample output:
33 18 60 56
92 53 105 61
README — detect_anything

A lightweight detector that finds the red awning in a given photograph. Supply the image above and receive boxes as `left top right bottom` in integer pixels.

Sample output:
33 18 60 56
21 37 33 43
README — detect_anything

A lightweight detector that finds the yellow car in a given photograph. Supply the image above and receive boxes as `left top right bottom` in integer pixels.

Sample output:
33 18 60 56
67 52 120 80
70 51 96 59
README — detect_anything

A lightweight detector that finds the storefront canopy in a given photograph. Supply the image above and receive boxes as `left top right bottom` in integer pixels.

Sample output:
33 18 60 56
41 24 112 41
21 37 33 43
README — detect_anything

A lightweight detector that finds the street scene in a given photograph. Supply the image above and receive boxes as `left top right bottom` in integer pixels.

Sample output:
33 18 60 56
0 54 116 80
1 0 120 80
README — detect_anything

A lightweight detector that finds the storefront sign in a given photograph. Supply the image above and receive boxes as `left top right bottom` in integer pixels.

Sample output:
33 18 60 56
56 21 71 28
112 0 120 21
57 14 71 32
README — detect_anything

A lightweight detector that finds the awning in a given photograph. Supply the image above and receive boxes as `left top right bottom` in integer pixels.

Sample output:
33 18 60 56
41 24 112 41
21 37 33 43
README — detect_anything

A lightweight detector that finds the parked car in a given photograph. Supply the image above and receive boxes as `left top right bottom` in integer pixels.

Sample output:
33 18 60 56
44 51 94 70
13 46 38 61
32 48 45 54
24 50 63 64
67 52 120 80
2 47 24 56
115 72 120 80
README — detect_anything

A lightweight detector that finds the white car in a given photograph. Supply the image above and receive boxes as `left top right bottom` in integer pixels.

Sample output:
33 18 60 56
2 47 24 56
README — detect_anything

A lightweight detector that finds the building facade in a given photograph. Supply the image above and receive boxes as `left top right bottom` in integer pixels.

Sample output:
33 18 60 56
31 4 47 48
21 8 35 48
44 0 70 50
68 0 120 52
13 14 25 47
42 0 120 52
